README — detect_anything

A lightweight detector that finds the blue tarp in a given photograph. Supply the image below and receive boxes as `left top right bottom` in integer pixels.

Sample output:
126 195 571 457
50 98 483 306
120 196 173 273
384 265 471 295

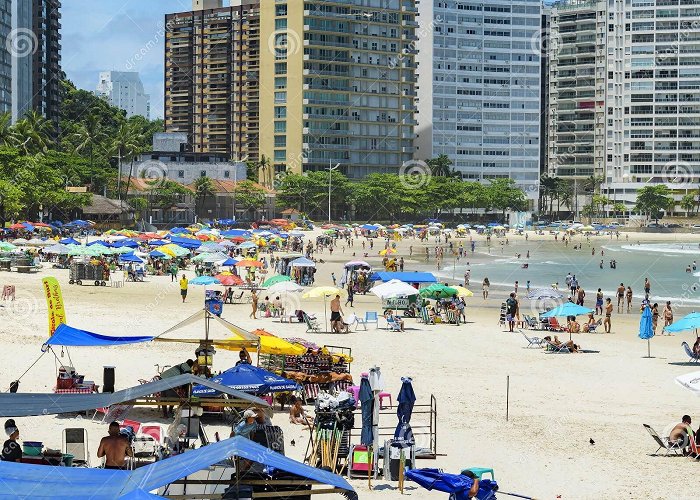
44 324 154 347
113 239 139 248
193 364 300 396
221 257 238 266
361 224 379 230
370 271 437 283
0 436 353 499
86 240 111 247
406 468 498 500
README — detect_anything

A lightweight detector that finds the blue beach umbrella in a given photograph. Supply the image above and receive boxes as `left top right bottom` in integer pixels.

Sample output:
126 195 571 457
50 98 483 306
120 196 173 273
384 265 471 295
119 253 144 263
189 276 221 286
639 305 655 358
221 257 239 266
664 312 700 335
59 237 80 245
540 302 593 318
359 377 374 446
192 364 299 396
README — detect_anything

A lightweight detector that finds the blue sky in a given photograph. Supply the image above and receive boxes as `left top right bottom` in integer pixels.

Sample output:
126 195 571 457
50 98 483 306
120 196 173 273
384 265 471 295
62 0 196 119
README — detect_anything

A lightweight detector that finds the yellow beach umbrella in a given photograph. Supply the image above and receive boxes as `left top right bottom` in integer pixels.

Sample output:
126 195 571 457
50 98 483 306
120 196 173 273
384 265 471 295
302 286 344 299
452 286 474 297
222 328 306 356
379 248 397 256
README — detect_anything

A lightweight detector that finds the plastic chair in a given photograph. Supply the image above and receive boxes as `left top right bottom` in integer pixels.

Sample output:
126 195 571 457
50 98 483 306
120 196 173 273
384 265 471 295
63 428 89 466
365 311 379 328
461 467 495 481
379 392 393 409
347 385 361 407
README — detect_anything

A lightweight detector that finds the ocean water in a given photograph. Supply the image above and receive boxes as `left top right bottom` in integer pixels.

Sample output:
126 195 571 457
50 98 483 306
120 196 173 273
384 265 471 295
441 241 700 308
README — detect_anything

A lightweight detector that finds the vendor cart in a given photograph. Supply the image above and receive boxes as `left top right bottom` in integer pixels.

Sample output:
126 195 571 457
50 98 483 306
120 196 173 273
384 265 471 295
69 262 107 286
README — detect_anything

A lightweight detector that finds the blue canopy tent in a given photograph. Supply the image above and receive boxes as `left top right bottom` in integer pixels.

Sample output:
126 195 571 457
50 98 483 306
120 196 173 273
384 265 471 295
0 436 354 499
44 324 154 348
664 312 700 334
59 237 80 245
370 271 437 284
169 227 190 234
168 236 201 249
192 364 300 396
639 305 655 358
361 224 379 231
221 229 251 238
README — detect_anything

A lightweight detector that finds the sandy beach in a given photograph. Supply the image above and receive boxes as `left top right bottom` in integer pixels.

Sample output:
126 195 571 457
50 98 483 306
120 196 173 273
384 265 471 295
4 228 700 499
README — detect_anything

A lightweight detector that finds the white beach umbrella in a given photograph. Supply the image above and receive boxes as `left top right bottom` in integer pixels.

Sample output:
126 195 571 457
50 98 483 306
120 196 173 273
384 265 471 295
370 279 419 299
268 281 304 294
675 371 700 396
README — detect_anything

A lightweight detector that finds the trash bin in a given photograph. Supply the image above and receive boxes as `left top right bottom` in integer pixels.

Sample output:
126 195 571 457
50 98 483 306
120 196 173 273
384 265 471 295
103 366 115 393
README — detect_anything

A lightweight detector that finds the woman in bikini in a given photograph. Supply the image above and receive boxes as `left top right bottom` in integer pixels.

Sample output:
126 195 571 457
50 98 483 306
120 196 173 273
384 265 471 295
625 286 633 313
604 298 612 333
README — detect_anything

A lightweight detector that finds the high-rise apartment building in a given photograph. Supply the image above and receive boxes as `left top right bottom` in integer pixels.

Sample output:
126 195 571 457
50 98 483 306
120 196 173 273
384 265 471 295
0 0 10 113
164 1 260 163
259 0 418 184
96 71 151 119
164 0 418 187
415 0 542 205
11 0 62 124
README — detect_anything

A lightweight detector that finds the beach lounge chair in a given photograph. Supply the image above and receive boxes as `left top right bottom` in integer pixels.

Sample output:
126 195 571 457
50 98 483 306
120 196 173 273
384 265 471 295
523 315 538 329
63 428 90 467
303 313 321 333
643 424 684 456
587 319 602 333
385 316 402 331
520 330 544 348
365 311 379 329
547 317 568 332
544 339 570 353
682 342 700 363
444 309 460 325
420 307 435 325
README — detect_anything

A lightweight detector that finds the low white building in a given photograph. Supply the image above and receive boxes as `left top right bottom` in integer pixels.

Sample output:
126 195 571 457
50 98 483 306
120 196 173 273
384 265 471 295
96 71 150 119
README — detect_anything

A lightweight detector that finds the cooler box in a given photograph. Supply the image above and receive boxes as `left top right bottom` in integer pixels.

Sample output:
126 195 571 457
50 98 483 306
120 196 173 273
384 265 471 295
348 444 372 479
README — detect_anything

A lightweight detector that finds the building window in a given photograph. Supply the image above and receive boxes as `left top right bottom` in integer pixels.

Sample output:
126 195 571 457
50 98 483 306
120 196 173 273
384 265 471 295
274 106 286 118
274 135 287 147
275 91 287 103
275 62 287 74
275 77 287 89
224 170 230 178
274 121 286 132
275 4 287 16
274 150 286 162
275 18 287 30
200 171 206 178
178 170 184 178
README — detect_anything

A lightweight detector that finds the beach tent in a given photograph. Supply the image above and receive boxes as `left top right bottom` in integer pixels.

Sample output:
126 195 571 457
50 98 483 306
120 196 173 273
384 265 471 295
220 257 239 266
44 243 70 255
290 256 316 267
149 250 171 259
59 237 80 245
0 373 267 418
0 436 353 499
371 279 419 299
192 363 300 396
664 312 700 334
370 271 437 283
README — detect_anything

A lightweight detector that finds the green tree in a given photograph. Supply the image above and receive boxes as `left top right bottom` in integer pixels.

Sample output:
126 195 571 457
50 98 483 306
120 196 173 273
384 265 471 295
149 180 190 210
635 185 673 222
485 178 527 217
246 160 260 183
72 115 107 172
112 122 143 200
0 112 11 147
234 180 266 215
612 202 627 216
426 155 457 177
193 176 215 217
353 174 407 222
680 193 697 216
129 196 148 221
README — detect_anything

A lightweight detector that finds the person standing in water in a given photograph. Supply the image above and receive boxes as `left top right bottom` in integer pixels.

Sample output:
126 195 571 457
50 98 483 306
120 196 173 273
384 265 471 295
616 283 625 313
626 286 633 313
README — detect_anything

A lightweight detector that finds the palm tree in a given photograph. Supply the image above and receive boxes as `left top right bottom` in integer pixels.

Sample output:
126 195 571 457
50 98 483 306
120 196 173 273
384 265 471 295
0 112 12 147
73 115 106 170
259 154 272 187
193 176 215 218
9 111 52 154
426 154 455 177
111 122 142 200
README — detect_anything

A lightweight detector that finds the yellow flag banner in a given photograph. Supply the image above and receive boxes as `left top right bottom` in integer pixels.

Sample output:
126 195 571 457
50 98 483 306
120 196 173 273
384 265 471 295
42 277 67 336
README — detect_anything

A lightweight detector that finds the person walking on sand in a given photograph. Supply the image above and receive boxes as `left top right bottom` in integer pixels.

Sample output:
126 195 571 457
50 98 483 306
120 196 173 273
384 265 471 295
179 274 188 303
595 288 603 315
604 298 612 333
482 277 490 300
250 290 259 319
626 286 633 313
345 284 354 307
663 301 674 330
616 283 625 312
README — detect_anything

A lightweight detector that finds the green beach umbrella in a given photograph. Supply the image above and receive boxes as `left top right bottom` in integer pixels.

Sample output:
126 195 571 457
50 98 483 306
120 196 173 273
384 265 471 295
0 242 17 251
262 275 292 287
419 283 459 299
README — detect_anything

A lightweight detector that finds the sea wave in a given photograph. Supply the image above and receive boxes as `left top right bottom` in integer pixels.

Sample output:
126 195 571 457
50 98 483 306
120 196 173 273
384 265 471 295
621 243 700 255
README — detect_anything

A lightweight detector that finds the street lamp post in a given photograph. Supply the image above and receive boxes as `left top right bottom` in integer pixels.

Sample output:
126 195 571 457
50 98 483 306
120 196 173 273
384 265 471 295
327 161 340 223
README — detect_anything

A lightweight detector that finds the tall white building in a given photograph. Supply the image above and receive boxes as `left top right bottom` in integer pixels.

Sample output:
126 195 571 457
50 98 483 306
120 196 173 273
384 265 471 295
96 71 150 119
549 0 700 213
416 0 542 206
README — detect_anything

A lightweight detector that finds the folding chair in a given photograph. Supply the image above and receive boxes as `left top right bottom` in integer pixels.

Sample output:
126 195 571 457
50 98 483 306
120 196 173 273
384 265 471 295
304 313 321 333
385 316 402 331
643 424 684 456
682 342 700 363
63 428 89 466
420 307 435 325
544 339 570 353
365 311 379 328
520 330 543 348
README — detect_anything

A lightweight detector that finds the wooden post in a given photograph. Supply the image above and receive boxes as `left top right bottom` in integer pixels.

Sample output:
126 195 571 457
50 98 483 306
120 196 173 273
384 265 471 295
506 375 510 422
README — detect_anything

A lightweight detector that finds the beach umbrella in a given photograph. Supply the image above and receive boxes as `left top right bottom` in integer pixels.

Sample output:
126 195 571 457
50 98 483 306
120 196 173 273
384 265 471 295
223 328 306 356
120 253 144 263
419 283 458 299
675 371 700 396
215 274 243 286
303 286 344 332
405 469 480 498
371 279 419 299
527 288 564 300
159 244 190 258
394 377 416 448
221 257 239 266
451 286 474 298
639 305 655 358
238 241 258 250
379 248 397 256
12 238 29 245
344 260 371 269
149 250 171 260
540 302 593 318
190 276 221 286
236 259 263 268
0 242 17 251
195 243 227 253
262 275 291 287
43 243 70 255
359 377 374 445
290 257 316 268
59 237 80 245
664 312 700 335
192 363 300 396
268 281 304 293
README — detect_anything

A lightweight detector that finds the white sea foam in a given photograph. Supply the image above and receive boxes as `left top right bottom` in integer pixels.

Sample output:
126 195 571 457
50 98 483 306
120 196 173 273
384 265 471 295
621 243 700 255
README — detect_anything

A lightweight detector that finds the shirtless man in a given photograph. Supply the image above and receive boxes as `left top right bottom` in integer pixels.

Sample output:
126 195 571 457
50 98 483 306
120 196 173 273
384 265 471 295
330 294 344 333
97 422 132 469
644 277 651 298
669 415 692 452
616 283 625 312
604 298 613 333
